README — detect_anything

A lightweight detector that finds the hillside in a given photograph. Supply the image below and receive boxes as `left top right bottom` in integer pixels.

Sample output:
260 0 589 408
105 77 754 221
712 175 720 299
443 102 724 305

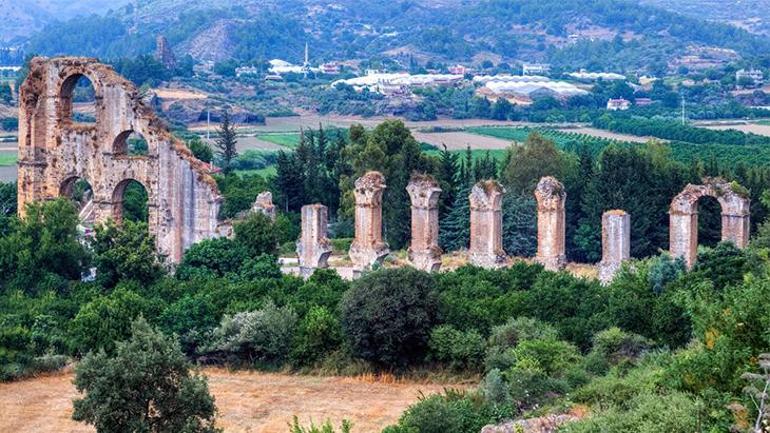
641 0 770 34
0 0 129 42
20 0 770 73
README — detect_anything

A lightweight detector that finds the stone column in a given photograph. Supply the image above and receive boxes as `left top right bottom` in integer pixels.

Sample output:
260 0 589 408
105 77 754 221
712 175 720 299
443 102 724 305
407 174 442 272
669 210 698 268
297 204 333 278
599 210 630 284
722 212 750 248
469 180 507 268
349 171 390 271
252 191 276 221
535 176 566 271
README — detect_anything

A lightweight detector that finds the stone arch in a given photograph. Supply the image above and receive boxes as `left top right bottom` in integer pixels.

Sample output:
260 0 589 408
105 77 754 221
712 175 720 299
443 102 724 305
669 177 750 267
113 129 152 156
111 178 150 224
18 57 226 262
58 72 100 126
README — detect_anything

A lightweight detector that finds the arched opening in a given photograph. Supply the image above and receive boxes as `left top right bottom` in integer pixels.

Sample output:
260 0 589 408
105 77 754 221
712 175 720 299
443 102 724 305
113 179 149 224
60 74 97 125
60 176 95 231
697 195 722 247
113 130 149 156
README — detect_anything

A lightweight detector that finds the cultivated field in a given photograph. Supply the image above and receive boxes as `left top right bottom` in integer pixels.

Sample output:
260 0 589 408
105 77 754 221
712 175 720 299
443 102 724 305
0 368 465 433
699 121 770 137
554 126 660 143
412 131 512 150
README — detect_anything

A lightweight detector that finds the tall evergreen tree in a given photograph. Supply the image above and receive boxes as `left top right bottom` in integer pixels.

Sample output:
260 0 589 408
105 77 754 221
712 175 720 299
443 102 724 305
440 182 471 251
215 110 238 174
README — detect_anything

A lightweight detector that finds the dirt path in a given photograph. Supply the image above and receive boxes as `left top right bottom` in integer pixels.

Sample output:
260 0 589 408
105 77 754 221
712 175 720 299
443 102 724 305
0 368 464 433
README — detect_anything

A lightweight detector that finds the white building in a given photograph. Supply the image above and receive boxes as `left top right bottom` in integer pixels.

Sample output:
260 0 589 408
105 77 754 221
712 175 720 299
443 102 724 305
607 98 631 111
235 66 260 77
568 70 626 81
736 68 764 87
473 75 588 98
332 72 463 94
522 63 550 76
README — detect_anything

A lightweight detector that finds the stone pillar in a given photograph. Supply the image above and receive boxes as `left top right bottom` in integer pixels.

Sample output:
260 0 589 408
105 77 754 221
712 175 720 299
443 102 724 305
722 212 750 248
469 180 507 268
407 175 442 272
599 210 630 284
669 209 698 268
297 204 333 278
349 171 390 271
252 191 276 221
535 176 566 271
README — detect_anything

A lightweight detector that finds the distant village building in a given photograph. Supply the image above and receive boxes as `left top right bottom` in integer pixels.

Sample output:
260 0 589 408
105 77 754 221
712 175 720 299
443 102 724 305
736 68 764 87
332 72 463 95
634 98 654 107
474 75 587 99
448 64 468 75
568 70 625 81
321 62 341 75
607 98 631 111
522 63 550 76
235 66 260 78
154 35 176 70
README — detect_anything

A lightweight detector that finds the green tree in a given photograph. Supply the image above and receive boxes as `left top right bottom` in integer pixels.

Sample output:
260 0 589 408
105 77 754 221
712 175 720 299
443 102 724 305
501 132 573 194
91 220 164 288
233 212 278 257
188 136 214 163
72 318 220 433
340 268 438 367
215 110 238 174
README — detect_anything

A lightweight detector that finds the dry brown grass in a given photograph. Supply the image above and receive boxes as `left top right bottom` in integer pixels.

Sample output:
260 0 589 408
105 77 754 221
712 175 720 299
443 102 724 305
0 368 463 433
412 131 512 150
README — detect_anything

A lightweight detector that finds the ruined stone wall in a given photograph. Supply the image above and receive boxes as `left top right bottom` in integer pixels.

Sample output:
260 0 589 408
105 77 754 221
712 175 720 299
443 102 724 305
18 57 223 262
349 171 390 271
535 176 566 271
599 210 630 284
407 174 442 272
469 180 507 268
252 191 276 221
669 178 750 267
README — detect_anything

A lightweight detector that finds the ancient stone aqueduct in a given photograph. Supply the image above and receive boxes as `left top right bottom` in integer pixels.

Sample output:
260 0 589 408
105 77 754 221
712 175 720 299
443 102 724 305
18 58 753 281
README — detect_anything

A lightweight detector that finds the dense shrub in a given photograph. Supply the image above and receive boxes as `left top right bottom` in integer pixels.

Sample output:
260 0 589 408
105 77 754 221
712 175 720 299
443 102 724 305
383 390 499 433
91 220 164 288
428 325 485 370
233 212 278 257
176 237 248 279
201 301 298 364
340 268 438 367
291 306 343 366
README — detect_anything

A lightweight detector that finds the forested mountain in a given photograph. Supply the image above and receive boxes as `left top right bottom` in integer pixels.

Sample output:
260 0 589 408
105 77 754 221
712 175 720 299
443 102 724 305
0 0 129 42
16 0 770 72
641 0 770 35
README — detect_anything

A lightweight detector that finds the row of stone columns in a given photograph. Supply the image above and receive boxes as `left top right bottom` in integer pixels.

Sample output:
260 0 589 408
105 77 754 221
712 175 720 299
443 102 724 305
291 171 631 283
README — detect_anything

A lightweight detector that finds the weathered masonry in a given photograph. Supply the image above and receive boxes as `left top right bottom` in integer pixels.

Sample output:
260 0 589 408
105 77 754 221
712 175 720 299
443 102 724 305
599 210 631 284
18 57 224 262
469 180 507 268
669 178 750 268
407 174 443 272
535 176 567 271
349 171 390 271
297 204 332 277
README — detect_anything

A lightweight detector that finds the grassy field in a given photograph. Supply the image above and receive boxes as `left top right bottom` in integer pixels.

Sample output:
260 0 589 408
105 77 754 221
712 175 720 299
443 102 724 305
0 151 16 166
0 369 464 433
255 133 301 149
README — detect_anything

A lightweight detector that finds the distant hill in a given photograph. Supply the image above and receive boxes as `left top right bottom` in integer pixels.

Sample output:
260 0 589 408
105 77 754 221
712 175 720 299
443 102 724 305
640 0 770 35
0 0 130 43
18 0 770 73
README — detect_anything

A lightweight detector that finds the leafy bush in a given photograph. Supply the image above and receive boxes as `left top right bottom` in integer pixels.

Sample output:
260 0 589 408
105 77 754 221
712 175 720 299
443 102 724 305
177 237 248 280
234 212 278 257
383 390 498 433
289 416 352 433
68 287 150 355
291 306 343 366
562 391 699 433
480 368 511 406
485 317 558 372
587 327 651 373
340 268 438 367
428 325 485 370
201 300 298 364
72 318 220 433
91 220 164 288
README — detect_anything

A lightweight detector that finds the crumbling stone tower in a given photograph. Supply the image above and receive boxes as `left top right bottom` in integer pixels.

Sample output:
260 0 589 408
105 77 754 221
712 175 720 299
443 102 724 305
469 180 507 268
535 176 567 271
17 57 224 262
407 174 442 272
297 204 332 277
252 191 277 221
669 178 750 268
349 171 390 271
599 210 630 284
